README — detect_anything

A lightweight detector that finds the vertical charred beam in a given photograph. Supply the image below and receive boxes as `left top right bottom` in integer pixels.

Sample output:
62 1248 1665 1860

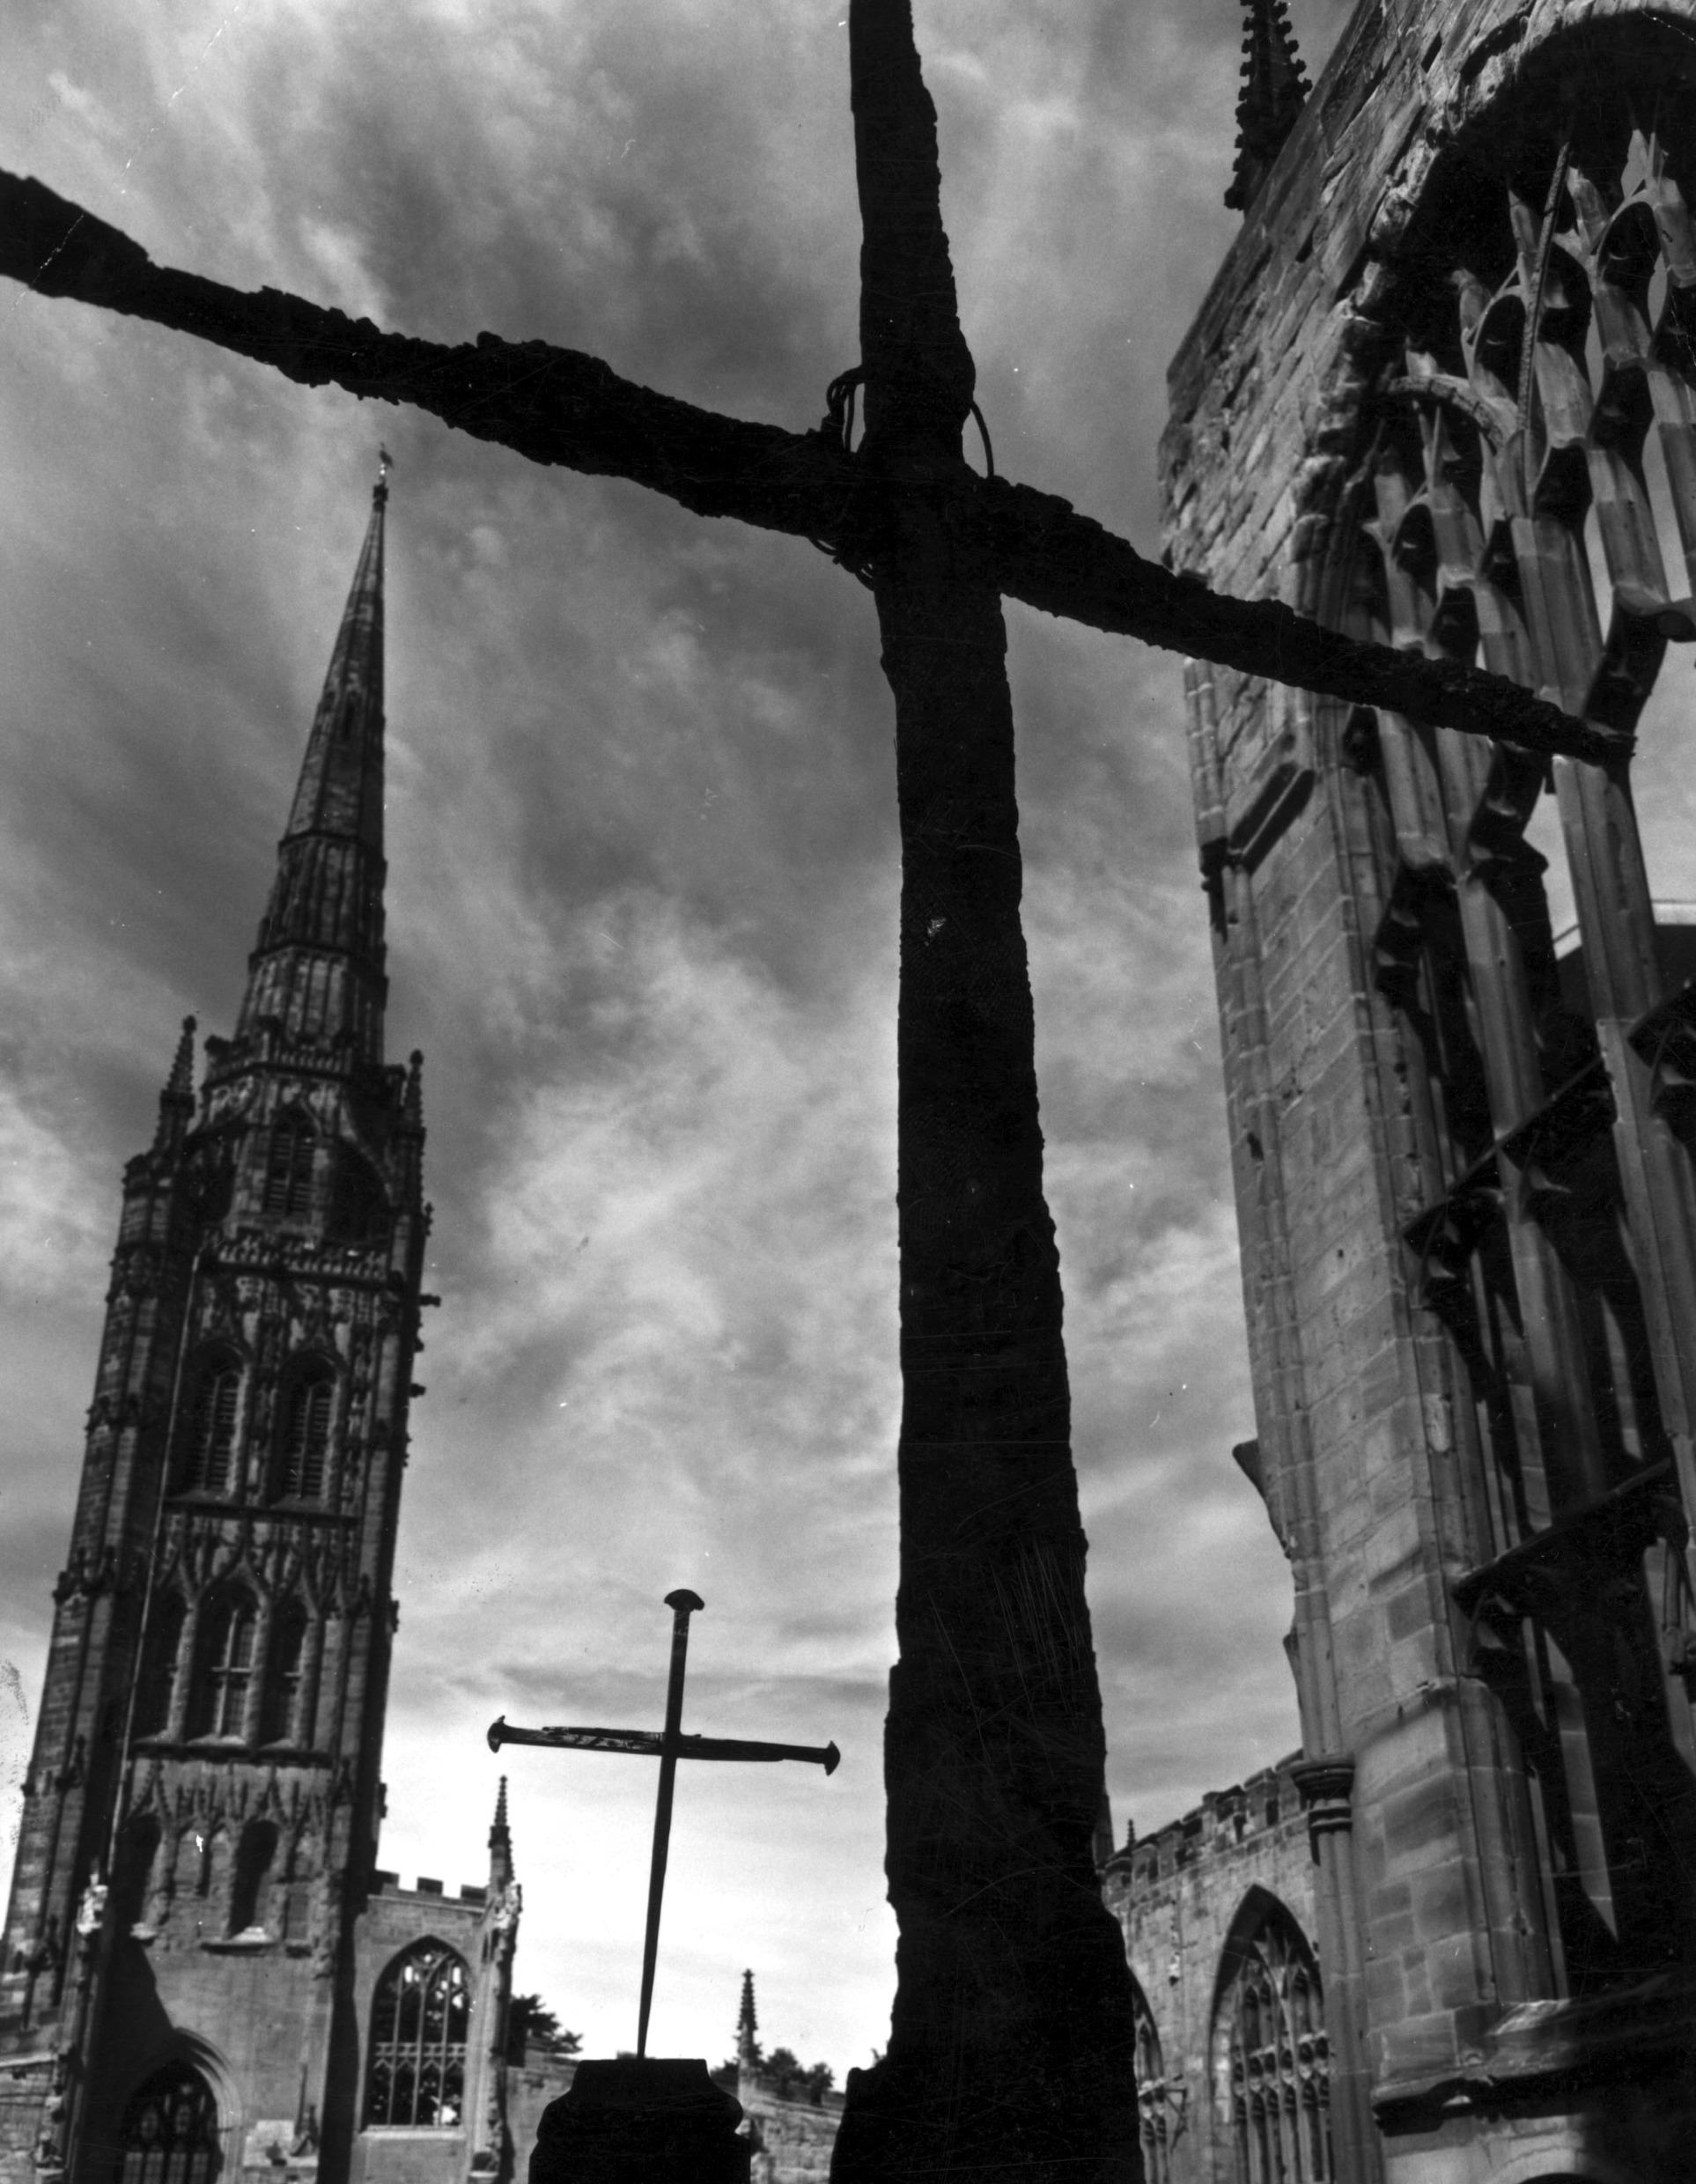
829 11 1139 2184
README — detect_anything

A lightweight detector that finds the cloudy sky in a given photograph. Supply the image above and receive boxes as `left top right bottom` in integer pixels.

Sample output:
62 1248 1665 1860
0 0 1373 2078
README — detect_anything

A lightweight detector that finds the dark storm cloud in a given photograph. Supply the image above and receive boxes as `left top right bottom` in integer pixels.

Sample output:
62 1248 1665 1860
0 0 1364 2069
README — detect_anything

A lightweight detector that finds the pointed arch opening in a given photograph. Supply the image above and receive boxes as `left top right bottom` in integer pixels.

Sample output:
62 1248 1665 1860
365 1939 470 2126
189 1589 258 1742
114 2062 221 2184
228 1819 279 1937
1213 1888 1331 2184
262 1110 316 1220
1128 1970 1172 2184
261 1597 310 1745
136 1590 188 1738
178 1353 244 1497
274 1366 335 1503
329 1143 390 1243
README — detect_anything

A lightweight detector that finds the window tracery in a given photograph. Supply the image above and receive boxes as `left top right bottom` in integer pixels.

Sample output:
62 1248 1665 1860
1338 100 1696 1988
365 1940 470 2126
114 2062 220 2184
1214 1901 1330 2184
190 1590 258 1741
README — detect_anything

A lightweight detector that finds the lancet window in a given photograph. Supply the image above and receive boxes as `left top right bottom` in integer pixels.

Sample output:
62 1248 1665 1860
191 1589 258 1740
276 1369 335 1502
329 1143 389 1243
181 1354 243 1496
135 1590 187 1738
365 1940 470 2126
114 2062 220 2184
1334 88 1696 1990
1214 1900 1331 2184
261 1598 310 1745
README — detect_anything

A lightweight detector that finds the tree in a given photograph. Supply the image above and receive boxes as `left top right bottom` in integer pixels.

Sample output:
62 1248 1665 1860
506 1994 582 2064
0 6 1619 2180
761 2049 836 2107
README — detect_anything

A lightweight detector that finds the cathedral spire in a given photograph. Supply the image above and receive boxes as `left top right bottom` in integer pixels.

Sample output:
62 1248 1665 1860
488 1774 513 1891
736 1968 760 2068
236 463 390 1061
1223 0 1309 213
151 1015 197 1150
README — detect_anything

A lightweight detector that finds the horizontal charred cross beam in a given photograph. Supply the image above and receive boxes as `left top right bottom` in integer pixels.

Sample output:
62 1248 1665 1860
0 167 1620 769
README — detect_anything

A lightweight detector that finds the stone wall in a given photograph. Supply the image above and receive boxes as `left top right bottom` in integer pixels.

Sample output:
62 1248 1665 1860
0 2062 49 2184
1102 1757 1316 2184
735 2069 844 2184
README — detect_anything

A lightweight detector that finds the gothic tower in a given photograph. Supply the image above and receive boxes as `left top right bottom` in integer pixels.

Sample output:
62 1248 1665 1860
0 471 517 2184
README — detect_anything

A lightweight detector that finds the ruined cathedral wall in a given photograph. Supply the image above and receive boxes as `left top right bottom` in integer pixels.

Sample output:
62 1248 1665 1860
1163 0 1696 2169
1102 1760 1316 2184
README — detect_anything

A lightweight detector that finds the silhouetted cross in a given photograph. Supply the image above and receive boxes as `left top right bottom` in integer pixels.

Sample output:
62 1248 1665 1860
490 1590 836 2059
0 11 1626 2180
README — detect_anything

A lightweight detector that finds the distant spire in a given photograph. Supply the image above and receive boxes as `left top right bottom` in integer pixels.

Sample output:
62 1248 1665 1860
1224 0 1309 213
736 1968 761 2067
152 1015 197 1149
237 476 390 1060
489 1774 513 1889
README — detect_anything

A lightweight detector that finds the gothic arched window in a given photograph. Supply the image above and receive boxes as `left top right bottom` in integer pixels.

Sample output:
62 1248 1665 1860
329 1144 389 1243
1130 1973 1172 2184
1214 1894 1331 2184
262 1112 316 1220
365 1941 470 2126
275 1370 335 1502
190 1590 258 1741
181 1358 243 1496
228 1819 279 1937
114 2062 221 2184
136 1591 188 1738
261 1599 310 1745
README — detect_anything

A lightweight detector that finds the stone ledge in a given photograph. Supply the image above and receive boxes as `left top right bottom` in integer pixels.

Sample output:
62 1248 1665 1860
1372 1970 1696 2122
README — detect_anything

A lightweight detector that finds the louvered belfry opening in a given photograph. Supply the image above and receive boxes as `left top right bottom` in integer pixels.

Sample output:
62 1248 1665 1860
1339 63 1696 1992
181 1356 243 1496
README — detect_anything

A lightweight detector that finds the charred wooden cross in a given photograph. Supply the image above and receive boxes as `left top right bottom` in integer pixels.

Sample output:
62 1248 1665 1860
489 1590 837 2059
0 8 1634 2180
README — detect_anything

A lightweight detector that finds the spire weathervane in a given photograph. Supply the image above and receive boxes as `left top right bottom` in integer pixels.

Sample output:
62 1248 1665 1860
489 1590 838 2059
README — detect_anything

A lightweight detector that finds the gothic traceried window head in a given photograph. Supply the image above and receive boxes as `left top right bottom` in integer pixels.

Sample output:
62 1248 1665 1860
276 1369 335 1502
262 1111 316 1220
1214 1893 1330 2184
181 1356 243 1496
190 1590 258 1742
114 2061 221 2184
365 1940 470 2126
